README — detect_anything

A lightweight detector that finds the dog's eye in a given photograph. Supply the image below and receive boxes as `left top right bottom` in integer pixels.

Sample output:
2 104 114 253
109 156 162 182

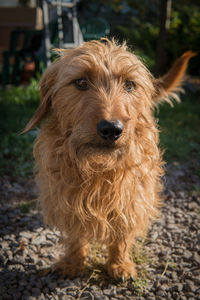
124 80 135 92
74 78 89 90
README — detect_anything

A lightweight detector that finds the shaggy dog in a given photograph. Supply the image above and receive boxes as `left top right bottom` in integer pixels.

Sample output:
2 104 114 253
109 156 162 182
23 39 195 280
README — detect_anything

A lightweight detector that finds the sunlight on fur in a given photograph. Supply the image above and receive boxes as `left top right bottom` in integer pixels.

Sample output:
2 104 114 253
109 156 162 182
23 39 195 280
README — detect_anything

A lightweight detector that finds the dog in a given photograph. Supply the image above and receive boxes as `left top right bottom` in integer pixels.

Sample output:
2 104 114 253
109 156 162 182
23 39 195 280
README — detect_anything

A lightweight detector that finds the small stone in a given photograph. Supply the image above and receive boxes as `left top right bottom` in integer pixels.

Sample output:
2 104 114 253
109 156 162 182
67 290 77 297
39 293 46 300
177 191 185 198
19 232 33 239
32 288 41 295
48 282 57 290
90 285 100 292
184 283 196 293
174 283 183 292
152 232 158 241
6 250 13 260
82 291 94 299
192 275 200 285
171 271 178 280
2 294 12 300
32 235 46 245
156 290 167 297
46 234 57 243
1 241 9 249
184 250 193 259
103 288 116 297
193 252 200 264
94 293 109 300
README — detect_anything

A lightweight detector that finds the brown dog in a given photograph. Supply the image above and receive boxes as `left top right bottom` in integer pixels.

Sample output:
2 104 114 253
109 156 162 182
23 39 195 280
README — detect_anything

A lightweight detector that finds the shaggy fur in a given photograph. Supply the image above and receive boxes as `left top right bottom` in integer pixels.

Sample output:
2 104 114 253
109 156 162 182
23 39 195 280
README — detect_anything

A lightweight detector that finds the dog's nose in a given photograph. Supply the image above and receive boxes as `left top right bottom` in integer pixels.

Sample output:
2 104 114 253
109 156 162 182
97 120 124 142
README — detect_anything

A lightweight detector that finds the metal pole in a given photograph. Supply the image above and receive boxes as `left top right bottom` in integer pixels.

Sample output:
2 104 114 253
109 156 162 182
56 0 64 48
42 0 52 66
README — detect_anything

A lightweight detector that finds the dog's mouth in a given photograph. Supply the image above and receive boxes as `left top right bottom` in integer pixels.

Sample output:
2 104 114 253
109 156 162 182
75 140 126 161
86 141 119 151
68 131 129 172
68 134 129 174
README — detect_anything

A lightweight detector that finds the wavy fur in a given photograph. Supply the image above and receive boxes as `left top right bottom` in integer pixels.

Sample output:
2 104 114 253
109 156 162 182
24 39 194 279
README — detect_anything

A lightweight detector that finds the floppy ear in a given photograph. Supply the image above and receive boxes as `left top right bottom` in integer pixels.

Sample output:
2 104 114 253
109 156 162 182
21 60 59 134
153 51 197 104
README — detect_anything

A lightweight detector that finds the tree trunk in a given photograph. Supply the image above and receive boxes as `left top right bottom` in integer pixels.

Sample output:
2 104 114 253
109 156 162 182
154 0 172 76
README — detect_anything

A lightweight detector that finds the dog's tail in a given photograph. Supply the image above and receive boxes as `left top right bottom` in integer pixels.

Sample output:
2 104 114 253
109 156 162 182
153 51 197 104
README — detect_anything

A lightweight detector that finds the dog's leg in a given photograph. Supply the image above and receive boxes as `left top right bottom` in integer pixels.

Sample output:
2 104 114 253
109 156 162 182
106 237 136 281
53 237 88 278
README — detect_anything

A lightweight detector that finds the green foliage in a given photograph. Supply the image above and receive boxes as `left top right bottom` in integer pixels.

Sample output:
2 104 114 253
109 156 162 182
0 79 40 178
168 2 200 75
108 0 200 73
117 16 158 70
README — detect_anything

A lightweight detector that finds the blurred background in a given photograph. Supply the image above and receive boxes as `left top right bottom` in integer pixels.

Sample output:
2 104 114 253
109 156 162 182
0 0 199 190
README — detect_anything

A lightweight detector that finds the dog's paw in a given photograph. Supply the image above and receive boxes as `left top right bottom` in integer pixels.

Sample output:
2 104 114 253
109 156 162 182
52 260 84 278
106 260 137 281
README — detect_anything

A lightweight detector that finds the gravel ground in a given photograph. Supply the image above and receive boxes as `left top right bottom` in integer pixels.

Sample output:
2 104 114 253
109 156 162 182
0 163 200 300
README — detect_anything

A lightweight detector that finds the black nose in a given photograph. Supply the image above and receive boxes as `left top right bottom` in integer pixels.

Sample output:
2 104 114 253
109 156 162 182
97 120 124 142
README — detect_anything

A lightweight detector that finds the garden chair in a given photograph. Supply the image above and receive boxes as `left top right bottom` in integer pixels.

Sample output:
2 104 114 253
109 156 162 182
80 18 110 41
42 0 83 66
1 29 43 88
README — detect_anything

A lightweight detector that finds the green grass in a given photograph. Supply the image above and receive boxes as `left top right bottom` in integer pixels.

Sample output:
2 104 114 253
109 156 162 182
156 92 200 163
20 200 37 213
0 83 199 178
0 79 39 177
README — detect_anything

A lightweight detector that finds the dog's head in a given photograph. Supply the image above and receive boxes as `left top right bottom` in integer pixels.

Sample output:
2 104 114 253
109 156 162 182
23 39 195 172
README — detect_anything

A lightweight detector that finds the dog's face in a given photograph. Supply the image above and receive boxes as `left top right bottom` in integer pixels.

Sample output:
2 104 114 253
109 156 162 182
24 40 195 171
51 41 155 169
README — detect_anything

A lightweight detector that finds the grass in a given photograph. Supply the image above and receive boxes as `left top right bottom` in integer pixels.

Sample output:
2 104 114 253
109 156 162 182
20 200 37 213
0 83 200 178
156 91 200 163
82 240 155 296
0 80 39 177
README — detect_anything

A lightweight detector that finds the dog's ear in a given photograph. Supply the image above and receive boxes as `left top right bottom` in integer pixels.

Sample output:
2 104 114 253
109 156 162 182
153 51 197 104
21 60 59 134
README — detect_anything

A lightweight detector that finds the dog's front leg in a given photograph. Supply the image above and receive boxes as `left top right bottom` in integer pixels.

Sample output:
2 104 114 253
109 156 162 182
53 236 88 278
106 237 136 281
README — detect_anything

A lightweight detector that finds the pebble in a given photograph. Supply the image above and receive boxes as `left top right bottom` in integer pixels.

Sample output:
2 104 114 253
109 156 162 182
103 288 116 297
1 174 200 299
193 252 200 264
19 231 33 239
32 235 46 245
184 250 193 259
94 293 109 300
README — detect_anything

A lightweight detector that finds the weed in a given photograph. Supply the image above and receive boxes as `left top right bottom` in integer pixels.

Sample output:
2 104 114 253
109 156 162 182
20 202 31 213
20 201 37 213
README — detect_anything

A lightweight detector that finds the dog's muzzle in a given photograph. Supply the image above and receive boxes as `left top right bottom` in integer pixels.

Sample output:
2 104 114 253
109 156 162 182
97 120 124 142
